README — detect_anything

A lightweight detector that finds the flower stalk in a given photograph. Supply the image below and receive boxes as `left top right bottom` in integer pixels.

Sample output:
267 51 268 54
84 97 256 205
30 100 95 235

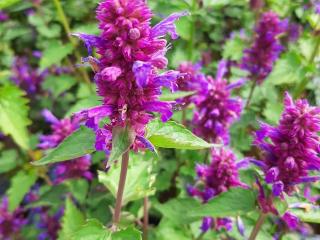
113 151 130 227
248 213 267 240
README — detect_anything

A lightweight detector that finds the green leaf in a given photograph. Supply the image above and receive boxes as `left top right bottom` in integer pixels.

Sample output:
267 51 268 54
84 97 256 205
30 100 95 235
0 84 30 150
109 125 136 162
0 0 20 9
154 198 201 224
112 227 142 240
98 155 156 205
59 198 85 240
40 41 73 70
71 219 111 240
146 119 215 149
223 35 246 61
65 96 100 117
7 170 37 212
290 207 320 224
176 17 192 40
42 75 77 98
266 52 306 86
159 90 195 101
64 179 89 204
0 149 19 174
190 188 257 218
33 126 95 166
274 197 288 216
263 101 283 124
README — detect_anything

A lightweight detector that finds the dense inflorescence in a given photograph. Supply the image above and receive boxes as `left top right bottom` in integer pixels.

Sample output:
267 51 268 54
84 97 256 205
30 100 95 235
0 197 27 240
241 11 287 84
37 209 63 240
0 10 8 22
188 147 247 232
39 110 93 184
254 92 320 196
192 60 243 144
74 0 187 151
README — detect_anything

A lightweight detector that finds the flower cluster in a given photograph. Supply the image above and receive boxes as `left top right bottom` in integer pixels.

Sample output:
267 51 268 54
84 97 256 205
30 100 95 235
74 0 187 151
39 109 93 184
254 92 320 197
176 62 207 107
241 12 287 84
0 197 27 240
188 147 247 232
192 60 243 144
10 56 47 94
37 209 63 240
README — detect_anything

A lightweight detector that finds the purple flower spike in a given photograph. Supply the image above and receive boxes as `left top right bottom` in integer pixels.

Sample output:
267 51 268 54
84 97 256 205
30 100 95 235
73 0 187 152
192 60 243 144
0 11 8 22
241 12 287 84
254 92 320 196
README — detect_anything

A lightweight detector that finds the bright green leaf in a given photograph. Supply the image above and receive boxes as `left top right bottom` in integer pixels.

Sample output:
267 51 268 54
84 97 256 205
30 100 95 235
176 17 192 40
0 0 20 9
98 155 156 205
71 219 111 240
0 84 30 150
0 149 18 174
42 75 77 98
290 207 320 224
190 188 257 218
7 169 37 212
109 125 136 162
263 101 283 124
59 198 85 240
33 126 95 166
146 119 216 149
40 41 73 70
112 227 142 240
223 35 246 61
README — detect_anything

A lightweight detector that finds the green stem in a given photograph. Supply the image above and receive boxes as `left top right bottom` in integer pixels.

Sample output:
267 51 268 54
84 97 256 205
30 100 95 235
195 231 206 240
245 80 257 109
143 197 149 240
112 151 130 227
248 213 267 240
52 0 93 89
188 0 197 61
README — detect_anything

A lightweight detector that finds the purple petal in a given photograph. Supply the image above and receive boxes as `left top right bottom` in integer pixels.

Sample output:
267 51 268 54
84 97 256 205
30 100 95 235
282 212 299 230
226 78 246 90
136 135 155 152
154 71 181 92
296 175 320 184
101 66 122 81
216 60 228 81
272 181 284 196
200 217 214 232
132 61 152 88
42 109 59 124
236 216 245 236
72 33 101 55
151 11 190 39
265 167 279 183
143 101 173 121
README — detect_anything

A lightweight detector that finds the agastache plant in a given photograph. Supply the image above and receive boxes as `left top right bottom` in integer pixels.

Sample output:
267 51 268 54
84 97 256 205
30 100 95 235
242 11 287 107
73 0 188 228
188 147 248 233
248 92 320 239
192 60 243 144
39 109 93 184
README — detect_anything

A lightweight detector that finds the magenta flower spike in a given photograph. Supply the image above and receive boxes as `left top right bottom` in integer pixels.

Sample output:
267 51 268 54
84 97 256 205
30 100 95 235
254 92 320 196
192 60 244 144
241 12 287 84
73 0 188 152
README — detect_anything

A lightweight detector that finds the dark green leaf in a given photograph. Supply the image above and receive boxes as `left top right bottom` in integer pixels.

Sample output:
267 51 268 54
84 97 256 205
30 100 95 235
7 169 37 212
146 119 216 150
32 126 95 166
0 149 18 174
64 179 89 204
109 125 136 162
